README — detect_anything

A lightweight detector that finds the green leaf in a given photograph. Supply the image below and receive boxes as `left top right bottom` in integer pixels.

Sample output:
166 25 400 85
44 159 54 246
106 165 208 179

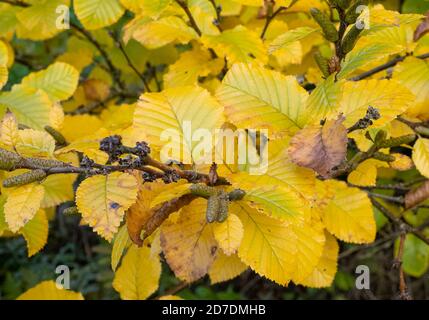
396 234 429 277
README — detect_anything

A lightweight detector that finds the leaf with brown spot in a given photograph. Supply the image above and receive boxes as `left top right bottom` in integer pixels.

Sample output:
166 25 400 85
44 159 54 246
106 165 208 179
414 13 429 41
288 116 348 178
405 180 429 209
160 199 218 283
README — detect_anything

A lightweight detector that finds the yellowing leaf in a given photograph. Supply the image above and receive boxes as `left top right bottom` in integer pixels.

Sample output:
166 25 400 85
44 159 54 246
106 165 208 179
126 181 166 246
393 57 429 118
111 224 131 271
288 116 348 178
348 160 378 187
216 63 308 137
0 85 51 130
338 80 414 128
269 27 317 54
16 0 70 41
321 180 376 244
0 113 18 148
17 280 84 300
160 199 218 282
209 252 247 284
126 16 198 49
413 138 429 178
76 172 139 241
233 202 324 285
60 115 103 142
21 62 79 102
49 104 65 130
133 86 224 164
113 244 161 300
120 0 171 17
21 209 48 257
390 153 414 171
0 40 8 90
41 174 76 208
299 231 338 288
4 184 45 232
15 129 56 158
213 213 243 256
150 183 192 208
229 173 309 223
74 0 125 30
202 26 268 64
304 75 343 124
163 47 223 88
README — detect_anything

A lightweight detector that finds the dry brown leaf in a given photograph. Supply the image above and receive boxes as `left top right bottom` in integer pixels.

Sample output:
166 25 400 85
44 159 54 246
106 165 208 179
83 79 110 102
288 116 348 178
405 180 429 209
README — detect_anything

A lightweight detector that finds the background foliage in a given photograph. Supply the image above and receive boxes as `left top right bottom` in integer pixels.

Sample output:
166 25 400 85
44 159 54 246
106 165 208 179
1 0 429 300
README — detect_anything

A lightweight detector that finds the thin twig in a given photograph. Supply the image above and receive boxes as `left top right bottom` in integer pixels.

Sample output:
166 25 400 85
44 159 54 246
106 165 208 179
350 52 429 81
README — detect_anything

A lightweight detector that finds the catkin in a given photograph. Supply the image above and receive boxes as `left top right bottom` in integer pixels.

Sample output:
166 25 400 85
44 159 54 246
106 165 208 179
0 148 22 170
45 125 67 146
189 183 216 198
372 152 395 163
345 1 365 24
377 134 416 148
341 25 363 54
314 52 331 78
217 191 229 223
2 169 47 188
310 8 339 42
206 195 220 223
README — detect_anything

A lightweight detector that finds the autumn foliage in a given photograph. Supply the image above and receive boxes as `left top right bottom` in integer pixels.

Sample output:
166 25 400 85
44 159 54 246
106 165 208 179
1 0 429 300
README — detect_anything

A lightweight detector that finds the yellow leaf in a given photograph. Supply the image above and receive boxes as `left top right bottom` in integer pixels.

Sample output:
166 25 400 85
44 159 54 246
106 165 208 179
321 180 376 244
21 209 48 257
4 183 45 232
120 0 171 17
133 86 224 164
160 199 217 282
413 138 429 178
111 224 131 271
15 0 70 41
126 16 198 49
60 115 103 142
0 85 51 130
202 26 267 64
209 251 247 284
74 0 125 30
41 174 76 208
304 75 343 124
216 63 308 137
126 180 166 246
150 183 192 208
49 103 65 130
265 139 316 200
163 47 223 88
113 244 161 300
233 202 324 285
393 57 429 119
213 213 243 256
159 295 183 300
76 172 139 241
21 62 79 102
390 153 414 171
0 40 8 90
299 231 339 288
269 27 317 54
189 0 220 36
348 160 378 187
0 4 20 36
15 129 56 158
0 113 19 148
17 280 84 300
228 173 309 223
338 80 414 128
